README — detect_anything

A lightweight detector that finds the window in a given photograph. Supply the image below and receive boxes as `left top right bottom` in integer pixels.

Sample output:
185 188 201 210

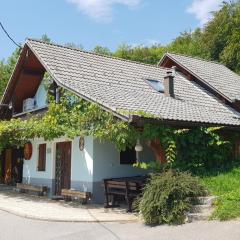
38 144 46 171
120 147 136 165
146 79 164 93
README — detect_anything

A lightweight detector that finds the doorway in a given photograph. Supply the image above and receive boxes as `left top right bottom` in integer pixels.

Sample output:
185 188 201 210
2 148 23 184
55 141 72 196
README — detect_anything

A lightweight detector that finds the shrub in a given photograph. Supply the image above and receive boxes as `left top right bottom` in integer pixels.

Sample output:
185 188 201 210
136 169 206 225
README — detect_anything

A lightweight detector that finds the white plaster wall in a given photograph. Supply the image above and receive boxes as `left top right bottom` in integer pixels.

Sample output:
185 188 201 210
22 136 94 189
92 139 154 182
71 136 94 184
22 136 153 194
23 139 54 183
34 81 47 108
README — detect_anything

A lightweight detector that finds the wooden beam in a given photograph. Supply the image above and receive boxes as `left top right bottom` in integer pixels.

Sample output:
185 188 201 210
22 68 44 76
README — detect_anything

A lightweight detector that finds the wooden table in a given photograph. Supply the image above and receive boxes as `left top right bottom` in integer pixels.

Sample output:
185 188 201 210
103 175 148 212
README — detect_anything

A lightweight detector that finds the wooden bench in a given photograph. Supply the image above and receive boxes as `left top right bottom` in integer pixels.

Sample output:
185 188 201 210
104 176 147 212
61 189 91 204
16 183 48 196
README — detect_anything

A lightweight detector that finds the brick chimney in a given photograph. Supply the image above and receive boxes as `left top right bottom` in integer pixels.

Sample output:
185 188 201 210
164 70 175 98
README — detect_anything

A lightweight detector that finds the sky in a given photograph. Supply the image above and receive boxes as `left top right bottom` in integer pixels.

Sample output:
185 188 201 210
0 0 224 60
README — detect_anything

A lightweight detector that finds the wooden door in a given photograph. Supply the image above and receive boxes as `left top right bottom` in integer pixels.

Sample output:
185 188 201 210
4 149 12 184
55 142 71 195
12 148 24 183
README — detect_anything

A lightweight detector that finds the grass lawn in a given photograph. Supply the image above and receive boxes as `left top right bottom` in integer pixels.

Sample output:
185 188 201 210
202 167 240 220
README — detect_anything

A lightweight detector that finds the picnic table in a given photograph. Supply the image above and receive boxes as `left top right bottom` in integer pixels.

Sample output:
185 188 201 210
103 175 149 212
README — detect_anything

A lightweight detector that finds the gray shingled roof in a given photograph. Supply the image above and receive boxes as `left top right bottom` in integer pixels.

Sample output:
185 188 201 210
25 39 240 126
161 52 240 102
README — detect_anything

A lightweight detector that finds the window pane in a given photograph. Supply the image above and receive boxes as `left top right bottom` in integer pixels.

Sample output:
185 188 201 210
147 79 164 93
120 147 136 165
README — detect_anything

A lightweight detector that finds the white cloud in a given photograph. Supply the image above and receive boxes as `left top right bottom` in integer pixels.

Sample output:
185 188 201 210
67 0 140 22
187 0 222 25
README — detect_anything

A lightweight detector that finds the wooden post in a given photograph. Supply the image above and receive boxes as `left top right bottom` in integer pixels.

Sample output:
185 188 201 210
235 139 240 159
147 139 166 164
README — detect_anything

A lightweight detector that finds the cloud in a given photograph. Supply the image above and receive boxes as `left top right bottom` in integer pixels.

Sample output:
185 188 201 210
187 0 222 25
67 0 140 22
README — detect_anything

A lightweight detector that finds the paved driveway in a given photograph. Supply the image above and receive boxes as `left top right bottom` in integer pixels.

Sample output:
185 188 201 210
0 188 136 222
1 210 240 240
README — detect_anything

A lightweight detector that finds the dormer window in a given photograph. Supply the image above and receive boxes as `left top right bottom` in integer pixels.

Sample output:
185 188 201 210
146 79 164 93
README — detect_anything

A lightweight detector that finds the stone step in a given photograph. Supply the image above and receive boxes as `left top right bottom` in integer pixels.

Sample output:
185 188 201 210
196 196 217 205
190 204 213 213
186 212 210 222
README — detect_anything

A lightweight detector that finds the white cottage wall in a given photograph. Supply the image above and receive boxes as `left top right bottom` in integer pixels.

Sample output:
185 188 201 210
22 136 154 203
22 136 94 196
92 139 154 203
71 136 94 193
22 139 54 193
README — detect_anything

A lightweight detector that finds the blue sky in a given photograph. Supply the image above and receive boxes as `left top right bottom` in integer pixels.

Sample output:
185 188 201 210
0 0 223 60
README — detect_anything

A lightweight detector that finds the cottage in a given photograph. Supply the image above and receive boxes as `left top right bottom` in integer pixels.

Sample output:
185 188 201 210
1 39 240 203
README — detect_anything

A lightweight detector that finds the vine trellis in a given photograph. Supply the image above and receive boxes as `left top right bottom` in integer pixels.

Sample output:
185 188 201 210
0 87 235 171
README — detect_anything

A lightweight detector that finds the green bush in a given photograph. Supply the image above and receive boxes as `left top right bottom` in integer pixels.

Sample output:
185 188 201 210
136 169 206 225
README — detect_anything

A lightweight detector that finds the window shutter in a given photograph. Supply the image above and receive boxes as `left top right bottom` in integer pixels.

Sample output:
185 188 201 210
38 144 46 171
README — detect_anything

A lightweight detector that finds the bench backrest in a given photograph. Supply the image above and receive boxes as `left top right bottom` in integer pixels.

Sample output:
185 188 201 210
105 180 140 191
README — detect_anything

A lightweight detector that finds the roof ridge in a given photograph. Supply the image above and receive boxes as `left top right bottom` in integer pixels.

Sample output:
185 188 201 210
166 51 224 66
26 38 170 71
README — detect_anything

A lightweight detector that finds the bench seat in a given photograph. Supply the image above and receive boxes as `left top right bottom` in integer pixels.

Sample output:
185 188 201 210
16 183 48 196
61 189 91 204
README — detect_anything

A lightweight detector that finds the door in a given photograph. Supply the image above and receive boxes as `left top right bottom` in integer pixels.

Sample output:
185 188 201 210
4 149 12 184
12 148 24 183
55 142 71 195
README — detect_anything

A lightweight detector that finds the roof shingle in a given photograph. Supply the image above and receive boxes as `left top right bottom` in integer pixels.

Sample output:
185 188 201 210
162 52 240 102
25 39 240 126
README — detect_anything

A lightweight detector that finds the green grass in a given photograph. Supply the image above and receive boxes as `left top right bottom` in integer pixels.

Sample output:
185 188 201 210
202 167 240 220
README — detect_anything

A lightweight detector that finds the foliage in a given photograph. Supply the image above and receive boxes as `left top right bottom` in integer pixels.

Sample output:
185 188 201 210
202 166 240 220
174 127 233 174
201 1 240 73
92 45 112 56
0 88 141 151
135 126 233 173
0 48 20 99
136 169 206 225
141 123 177 164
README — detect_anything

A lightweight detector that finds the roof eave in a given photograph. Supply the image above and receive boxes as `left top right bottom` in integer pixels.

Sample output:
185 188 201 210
26 40 131 123
131 114 240 129
159 53 234 103
1 45 28 105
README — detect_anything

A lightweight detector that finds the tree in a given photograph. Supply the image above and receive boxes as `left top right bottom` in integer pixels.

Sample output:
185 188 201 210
0 48 20 99
41 34 51 43
168 29 207 59
65 42 84 50
92 45 111 56
201 1 240 72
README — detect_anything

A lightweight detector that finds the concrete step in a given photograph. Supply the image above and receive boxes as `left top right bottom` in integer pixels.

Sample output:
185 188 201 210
190 204 213 213
186 196 217 222
196 196 217 205
186 212 210 222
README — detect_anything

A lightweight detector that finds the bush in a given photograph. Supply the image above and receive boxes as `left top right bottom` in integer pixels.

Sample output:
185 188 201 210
136 169 206 225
